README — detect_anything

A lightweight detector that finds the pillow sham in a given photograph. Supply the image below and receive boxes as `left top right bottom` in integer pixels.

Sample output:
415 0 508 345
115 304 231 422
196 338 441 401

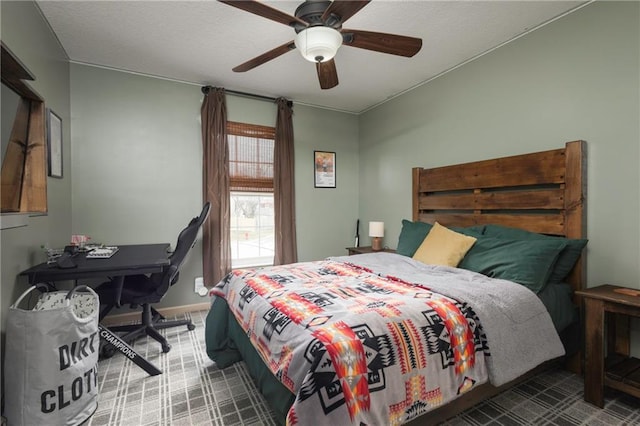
413 222 477 267
537 282 577 333
396 220 485 257
396 220 433 257
483 224 587 284
455 224 487 235
452 225 485 238
458 236 567 293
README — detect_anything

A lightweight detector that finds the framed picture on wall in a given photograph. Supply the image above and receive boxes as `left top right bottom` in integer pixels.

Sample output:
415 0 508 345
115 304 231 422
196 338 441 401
314 151 336 188
47 108 63 178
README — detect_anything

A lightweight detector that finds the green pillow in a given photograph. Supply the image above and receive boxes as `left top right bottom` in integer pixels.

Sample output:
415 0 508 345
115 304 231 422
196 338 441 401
397 220 432 257
458 236 567 293
537 282 577 332
483 224 588 284
451 225 485 237
396 220 486 257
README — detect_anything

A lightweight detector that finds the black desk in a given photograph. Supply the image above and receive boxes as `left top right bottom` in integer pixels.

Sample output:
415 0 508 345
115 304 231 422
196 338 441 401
20 243 171 376
20 243 170 283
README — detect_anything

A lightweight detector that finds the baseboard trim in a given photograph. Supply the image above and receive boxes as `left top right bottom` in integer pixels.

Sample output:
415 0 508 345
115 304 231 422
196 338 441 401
102 302 211 326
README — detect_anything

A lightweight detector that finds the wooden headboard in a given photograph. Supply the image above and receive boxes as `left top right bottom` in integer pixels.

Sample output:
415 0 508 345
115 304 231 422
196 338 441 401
412 140 587 293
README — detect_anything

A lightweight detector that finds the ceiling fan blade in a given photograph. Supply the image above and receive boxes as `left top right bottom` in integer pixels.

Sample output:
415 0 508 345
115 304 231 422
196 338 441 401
316 59 339 90
232 41 296 72
342 29 422 57
321 0 370 24
218 0 308 28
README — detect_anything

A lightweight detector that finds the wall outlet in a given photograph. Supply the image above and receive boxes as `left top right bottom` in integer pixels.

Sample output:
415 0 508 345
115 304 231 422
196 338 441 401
194 277 207 296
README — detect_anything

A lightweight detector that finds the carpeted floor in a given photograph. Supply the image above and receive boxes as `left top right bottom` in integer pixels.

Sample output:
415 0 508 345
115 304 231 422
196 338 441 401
88 310 640 426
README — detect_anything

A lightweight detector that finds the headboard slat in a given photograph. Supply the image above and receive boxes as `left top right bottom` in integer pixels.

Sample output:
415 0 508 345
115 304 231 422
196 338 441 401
419 188 565 211
418 148 566 192
416 212 565 235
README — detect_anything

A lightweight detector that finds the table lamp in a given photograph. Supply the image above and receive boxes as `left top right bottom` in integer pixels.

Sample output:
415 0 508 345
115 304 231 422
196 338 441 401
369 221 384 251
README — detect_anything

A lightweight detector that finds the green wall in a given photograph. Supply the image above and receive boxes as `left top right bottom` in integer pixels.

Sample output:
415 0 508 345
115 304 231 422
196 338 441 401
0 0 72 407
70 64 359 308
359 1 640 352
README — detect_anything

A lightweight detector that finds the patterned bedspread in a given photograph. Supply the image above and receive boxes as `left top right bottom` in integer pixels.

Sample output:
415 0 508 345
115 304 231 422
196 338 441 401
211 258 491 425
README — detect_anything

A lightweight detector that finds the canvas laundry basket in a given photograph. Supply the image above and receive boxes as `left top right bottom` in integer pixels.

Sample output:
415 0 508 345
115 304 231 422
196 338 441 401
4 285 99 426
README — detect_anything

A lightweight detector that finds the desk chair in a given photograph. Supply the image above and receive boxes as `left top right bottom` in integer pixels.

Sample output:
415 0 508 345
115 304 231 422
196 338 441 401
97 202 210 354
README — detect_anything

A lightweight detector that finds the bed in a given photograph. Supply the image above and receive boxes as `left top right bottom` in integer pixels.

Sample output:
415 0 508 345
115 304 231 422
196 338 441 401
205 140 587 425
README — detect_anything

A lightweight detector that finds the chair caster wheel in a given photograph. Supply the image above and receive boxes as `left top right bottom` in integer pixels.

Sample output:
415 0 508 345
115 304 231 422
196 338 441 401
187 323 196 331
162 343 171 353
101 344 117 359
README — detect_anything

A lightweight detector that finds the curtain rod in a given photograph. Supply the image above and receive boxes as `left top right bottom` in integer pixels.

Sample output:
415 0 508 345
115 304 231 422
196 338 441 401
201 85 292 107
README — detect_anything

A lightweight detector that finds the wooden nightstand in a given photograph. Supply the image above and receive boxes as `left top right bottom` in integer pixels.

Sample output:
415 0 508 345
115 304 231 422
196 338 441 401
575 284 640 407
346 246 396 255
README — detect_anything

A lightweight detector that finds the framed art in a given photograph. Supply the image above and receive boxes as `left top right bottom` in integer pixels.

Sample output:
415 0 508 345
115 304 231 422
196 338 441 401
314 151 336 188
47 108 63 178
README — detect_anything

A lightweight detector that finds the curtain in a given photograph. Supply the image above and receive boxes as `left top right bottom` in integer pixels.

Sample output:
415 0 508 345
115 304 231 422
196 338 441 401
273 98 298 265
201 87 231 285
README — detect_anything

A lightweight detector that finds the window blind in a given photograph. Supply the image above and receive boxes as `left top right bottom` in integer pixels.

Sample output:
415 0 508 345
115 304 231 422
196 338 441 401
227 121 275 193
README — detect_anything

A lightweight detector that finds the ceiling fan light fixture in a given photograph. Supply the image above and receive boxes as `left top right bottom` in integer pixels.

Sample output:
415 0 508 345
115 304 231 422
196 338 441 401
294 26 342 63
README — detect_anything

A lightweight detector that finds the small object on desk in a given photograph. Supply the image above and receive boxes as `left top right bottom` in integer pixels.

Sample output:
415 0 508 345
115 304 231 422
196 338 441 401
86 246 119 258
43 247 65 265
55 252 77 269
71 234 90 248
64 245 79 255
613 288 640 297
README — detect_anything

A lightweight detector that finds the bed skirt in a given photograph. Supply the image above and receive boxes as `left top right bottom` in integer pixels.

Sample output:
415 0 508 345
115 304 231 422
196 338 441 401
206 297 294 425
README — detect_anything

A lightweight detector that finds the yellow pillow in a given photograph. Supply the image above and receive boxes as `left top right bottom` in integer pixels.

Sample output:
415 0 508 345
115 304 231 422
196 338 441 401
412 222 477 267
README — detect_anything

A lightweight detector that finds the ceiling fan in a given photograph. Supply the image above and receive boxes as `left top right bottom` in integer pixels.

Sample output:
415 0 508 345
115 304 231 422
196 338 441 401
218 0 422 90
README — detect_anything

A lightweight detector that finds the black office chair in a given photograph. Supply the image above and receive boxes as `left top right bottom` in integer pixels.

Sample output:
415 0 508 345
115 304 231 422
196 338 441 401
97 202 210 355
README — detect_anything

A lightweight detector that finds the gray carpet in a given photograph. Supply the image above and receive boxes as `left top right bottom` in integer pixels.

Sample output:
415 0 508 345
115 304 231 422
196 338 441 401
88 310 640 425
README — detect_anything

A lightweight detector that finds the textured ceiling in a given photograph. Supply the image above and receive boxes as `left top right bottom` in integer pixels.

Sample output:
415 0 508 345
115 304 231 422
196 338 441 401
37 1 589 114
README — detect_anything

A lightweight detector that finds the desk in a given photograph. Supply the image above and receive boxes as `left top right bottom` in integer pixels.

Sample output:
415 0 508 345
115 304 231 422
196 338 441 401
20 243 171 376
21 243 170 283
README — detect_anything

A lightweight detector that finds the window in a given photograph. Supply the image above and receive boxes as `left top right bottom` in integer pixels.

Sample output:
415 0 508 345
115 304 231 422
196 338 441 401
227 121 275 268
230 192 274 268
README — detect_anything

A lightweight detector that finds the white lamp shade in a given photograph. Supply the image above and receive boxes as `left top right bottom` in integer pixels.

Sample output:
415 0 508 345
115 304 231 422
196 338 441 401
294 26 343 63
369 221 384 238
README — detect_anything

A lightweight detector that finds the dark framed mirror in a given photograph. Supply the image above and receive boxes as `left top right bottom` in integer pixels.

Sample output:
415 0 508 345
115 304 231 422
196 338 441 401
1 41 47 214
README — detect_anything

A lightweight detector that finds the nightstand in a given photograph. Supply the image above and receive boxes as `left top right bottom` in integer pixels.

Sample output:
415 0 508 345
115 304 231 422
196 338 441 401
346 246 396 255
575 284 640 407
